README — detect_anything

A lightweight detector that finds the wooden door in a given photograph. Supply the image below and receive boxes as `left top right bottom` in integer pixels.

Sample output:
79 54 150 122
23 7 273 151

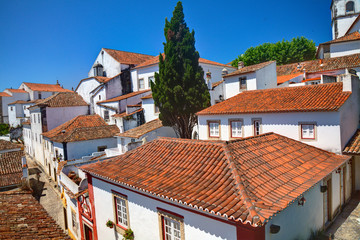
84 224 93 240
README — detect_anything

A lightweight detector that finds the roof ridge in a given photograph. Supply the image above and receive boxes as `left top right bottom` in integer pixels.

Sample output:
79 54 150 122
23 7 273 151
103 48 154 57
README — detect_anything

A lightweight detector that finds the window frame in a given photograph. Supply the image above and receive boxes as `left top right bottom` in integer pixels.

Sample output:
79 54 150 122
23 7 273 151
148 76 154 88
104 110 109 121
154 104 160 114
252 118 262 136
207 120 220 138
71 207 78 236
229 119 243 139
239 76 247 91
300 122 316 140
112 190 130 234
346 1 355 13
157 208 184 240
138 78 145 90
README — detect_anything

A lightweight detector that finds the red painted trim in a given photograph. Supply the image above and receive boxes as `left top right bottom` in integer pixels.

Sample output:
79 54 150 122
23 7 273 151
236 224 265 240
300 124 315 140
208 120 220 138
116 222 128 231
87 174 98 240
157 207 184 219
90 174 250 227
78 198 85 240
161 216 166 240
113 195 129 229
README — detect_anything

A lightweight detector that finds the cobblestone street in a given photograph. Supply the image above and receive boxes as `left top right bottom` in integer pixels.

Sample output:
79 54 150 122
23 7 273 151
26 156 65 230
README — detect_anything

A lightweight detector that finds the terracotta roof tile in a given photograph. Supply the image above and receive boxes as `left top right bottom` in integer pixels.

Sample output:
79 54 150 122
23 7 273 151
0 191 70 239
42 115 119 142
224 61 275 77
141 93 153 99
23 82 72 92
0 92 11 97
5 88 27 93
277 53 360 76
134 54 235 69
0 150 23 188
343 129 360 154
0 140 22 151
117 118 162 138
97 89 150 104
197 82 350 115
112 108 143 118
212 80 224 89
302 77 321 83
32 92 88 108
22 120 31 125
103 48 154 65
8 99 40 105
81 133 349 227
322 31 360 45
277 73 303 84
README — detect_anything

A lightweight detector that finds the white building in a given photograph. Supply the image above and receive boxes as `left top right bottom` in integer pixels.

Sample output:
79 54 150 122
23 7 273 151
76 48 154 114
0 89 29 124
79 134 351 240
7 100 39 127
223 61 277 99
331 0 360 39
19 81 72 100
26 92 89 172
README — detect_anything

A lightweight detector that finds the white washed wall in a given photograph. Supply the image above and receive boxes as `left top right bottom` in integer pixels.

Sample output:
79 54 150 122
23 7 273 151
105 76 123 100
224 72 257 99
76 79 101 104
88 49 122 78
92 177 238 240
66 137 117 160
142 98 158 122
255 62 277 90
46 106 88 131
330 40 360 58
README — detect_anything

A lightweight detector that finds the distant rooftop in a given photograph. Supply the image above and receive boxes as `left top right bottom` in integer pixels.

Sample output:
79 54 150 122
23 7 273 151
23 82 72 92
103 48 154 66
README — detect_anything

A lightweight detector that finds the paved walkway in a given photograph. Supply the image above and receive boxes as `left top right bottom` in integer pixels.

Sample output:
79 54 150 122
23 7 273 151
326 192 360 240
27 156 65 230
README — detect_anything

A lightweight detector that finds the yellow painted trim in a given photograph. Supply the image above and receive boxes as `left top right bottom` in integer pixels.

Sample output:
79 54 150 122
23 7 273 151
68 228 77 240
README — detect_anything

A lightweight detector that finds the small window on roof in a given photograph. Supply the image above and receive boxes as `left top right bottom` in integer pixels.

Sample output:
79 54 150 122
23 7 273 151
239 77 247 90
346 1 355 12
38 93 42 99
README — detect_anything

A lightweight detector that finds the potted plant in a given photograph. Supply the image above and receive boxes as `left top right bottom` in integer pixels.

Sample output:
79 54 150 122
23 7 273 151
106 220 114 229
123 228 134 240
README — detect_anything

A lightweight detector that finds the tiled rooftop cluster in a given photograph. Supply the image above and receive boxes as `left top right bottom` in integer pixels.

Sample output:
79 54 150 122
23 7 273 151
0 191 70 239
42 115 119 142
197 82 350 115
81 133 349 226
33 92 88 108
224 61 275 77
0 139 22 151
23 82 72 92
0 150 23 188
97 89 151 104
117 118 163 138
343 129 360 154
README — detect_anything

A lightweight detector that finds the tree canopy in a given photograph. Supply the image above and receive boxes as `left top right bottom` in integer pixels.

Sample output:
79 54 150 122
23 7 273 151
231 37 317 67
151 1 210 139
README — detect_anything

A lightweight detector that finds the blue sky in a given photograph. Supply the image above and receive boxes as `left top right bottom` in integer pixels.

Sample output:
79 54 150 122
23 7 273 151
0 0 331 91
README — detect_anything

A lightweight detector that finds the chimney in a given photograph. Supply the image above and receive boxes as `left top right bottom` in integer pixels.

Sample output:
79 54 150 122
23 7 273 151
222 68 228 77
56 80 60 85
238 61 244 70
342 69 359 92
206 70 212 90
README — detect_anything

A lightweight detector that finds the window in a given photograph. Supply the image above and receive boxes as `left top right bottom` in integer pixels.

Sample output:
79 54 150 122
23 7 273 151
252 119 261 136
97 146 107 152
71 209 78 235
112 192 130 231
208 121 220 138
301 124 315 139
230 120 243 138
158 208 184 240
239 76 247 90
38 114 40 123
148 76 154 88
104 110 109 121
154 104 160 114
138 78 145 90
38 93 42 99
99 95 101 100
346 1 354 12
10 107 13 111
23 106 26 110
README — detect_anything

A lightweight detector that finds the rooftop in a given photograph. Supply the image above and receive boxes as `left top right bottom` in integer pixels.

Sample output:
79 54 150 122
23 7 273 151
277 73 303 85
5 88 27 93
81 133 349 227
31 92 88 109
0 191 70 239
23 82 72 92
134 54 235 69
42 115 119 143
277 53 360 76
103 48 154 65
97 89 150 104
224 61 275 78
197 82 350 115
0 140 22 152
0 150 23 188
343 129 360 155
0 92 11 97
117 118 163 138
112 108 143 119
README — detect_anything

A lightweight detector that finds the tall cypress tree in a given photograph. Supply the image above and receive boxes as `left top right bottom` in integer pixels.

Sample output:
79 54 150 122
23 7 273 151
151 1 210 139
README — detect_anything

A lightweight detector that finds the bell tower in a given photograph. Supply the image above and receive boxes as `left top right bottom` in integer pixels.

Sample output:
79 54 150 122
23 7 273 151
331 0 360 39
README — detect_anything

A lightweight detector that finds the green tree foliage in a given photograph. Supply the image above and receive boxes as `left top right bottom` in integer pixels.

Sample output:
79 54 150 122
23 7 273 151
0 124 9 136
151 1 210 139
231 37 316 67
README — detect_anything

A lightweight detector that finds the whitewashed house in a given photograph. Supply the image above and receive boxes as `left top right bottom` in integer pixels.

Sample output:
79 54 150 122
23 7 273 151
197 73 360 189
76 48 153 114
7 100 39 127
331 0 360 39
106 118 177 157
0 89 29 124
79 134 351 240
19 81 72 100
26 92 89 172
343 129 360 190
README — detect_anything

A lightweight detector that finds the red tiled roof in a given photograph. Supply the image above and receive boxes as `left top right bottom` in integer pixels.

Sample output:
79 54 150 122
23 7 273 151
141 93 153 100
277 73 303 85
302 77 321 83
134 54 235 69
5 88 27 93
81 133 349 227
0 191 70 239
0 140 22 151
97 89 151 104
22 120 31 126
0 150 23 188
8 99 40 105
32 92 88 108
224 61 275 78
277 53 360 76
212 80 224 89
322 31 360 45
0 92 11 97
112 108 143 118
103 48 154 65
42 115 119 142
23 82 72 92
343 129 360 154
197 82 350 115
117 118 162 138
